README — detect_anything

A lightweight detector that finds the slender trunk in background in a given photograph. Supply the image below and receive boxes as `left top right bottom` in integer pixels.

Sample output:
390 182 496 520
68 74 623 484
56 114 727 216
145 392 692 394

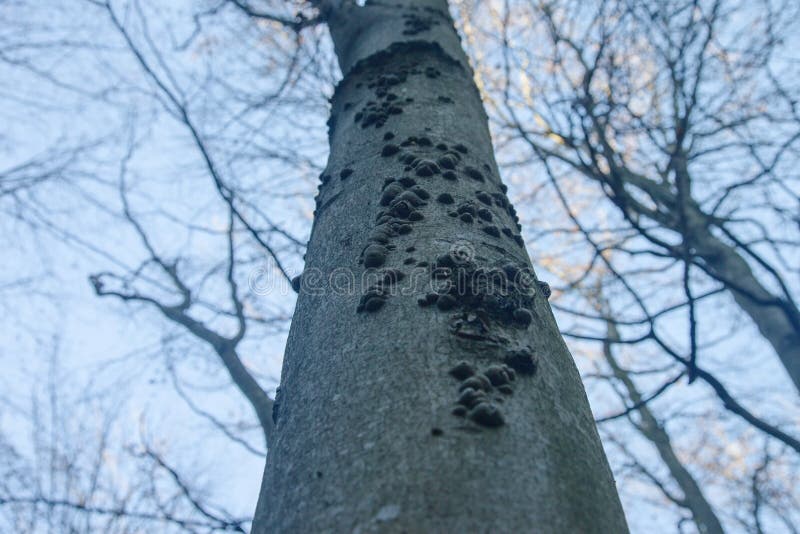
254 1 628 531
692 226 800 393
604 321 724 534
671 162 800 393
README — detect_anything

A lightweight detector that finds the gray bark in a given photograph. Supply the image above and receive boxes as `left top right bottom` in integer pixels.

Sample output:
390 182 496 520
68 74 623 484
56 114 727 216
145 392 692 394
604 322 724 534
253 1 628 532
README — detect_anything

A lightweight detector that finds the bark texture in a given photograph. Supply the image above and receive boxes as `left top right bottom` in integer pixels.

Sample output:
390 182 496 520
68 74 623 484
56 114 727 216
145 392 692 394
253 1 628 531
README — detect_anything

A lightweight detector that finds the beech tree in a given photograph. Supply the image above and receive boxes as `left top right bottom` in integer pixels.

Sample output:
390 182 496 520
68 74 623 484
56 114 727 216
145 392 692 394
251 0 626 531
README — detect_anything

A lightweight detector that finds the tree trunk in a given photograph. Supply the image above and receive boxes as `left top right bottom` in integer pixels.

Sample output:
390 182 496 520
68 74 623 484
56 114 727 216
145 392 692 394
691 225 800 393
604 321 724 534
253 1 628 531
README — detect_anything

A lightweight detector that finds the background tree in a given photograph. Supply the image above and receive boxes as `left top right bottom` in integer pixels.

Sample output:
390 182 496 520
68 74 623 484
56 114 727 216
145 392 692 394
484 0 800 389
0 345 249 533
